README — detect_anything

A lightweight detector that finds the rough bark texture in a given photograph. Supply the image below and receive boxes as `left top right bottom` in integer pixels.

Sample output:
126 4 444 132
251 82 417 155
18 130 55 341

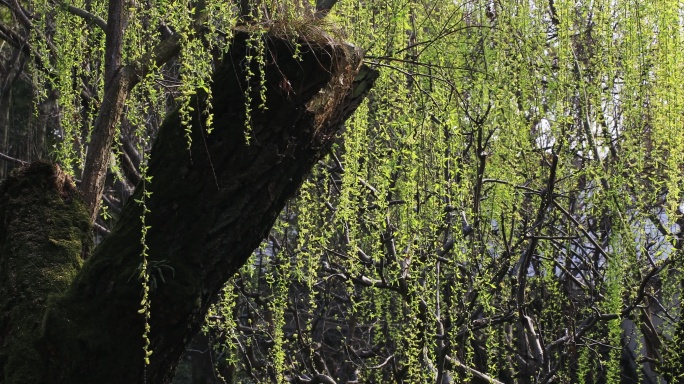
0 32 376 384
0 162 91 383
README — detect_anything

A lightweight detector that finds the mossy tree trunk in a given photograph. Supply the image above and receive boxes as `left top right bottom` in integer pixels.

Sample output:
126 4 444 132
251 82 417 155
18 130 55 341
0 33 376 384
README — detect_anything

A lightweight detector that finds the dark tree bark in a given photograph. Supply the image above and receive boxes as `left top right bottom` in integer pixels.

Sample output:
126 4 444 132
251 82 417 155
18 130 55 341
0 32 377 384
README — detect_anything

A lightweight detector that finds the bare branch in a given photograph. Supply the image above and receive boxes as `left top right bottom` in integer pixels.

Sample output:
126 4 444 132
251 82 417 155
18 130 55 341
0 22 31 55
552 200 610 260
523 315 544 364
291 373 337 384
516 154 558 307
622 262 668 317
11 0 33 29
0 151 27 165
93 221 111 236
60 3 107 30
446 355 504 384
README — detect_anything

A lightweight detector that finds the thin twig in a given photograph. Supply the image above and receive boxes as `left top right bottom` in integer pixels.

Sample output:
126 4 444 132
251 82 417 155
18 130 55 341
0 151 27 165
552 200 610 260
445 355 504 384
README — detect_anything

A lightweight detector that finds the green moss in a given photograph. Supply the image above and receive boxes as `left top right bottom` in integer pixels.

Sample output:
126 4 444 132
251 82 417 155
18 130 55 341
0 162 91 384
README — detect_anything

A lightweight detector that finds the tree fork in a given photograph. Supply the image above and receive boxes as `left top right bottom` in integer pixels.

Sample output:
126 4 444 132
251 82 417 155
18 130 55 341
0 32 377 384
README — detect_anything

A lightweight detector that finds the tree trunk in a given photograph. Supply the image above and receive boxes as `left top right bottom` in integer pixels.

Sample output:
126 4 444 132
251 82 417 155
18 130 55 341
0 32 377 384
0 88 9 179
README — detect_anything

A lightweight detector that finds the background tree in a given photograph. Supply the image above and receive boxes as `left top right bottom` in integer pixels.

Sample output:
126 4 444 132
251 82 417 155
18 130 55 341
200 1 684 383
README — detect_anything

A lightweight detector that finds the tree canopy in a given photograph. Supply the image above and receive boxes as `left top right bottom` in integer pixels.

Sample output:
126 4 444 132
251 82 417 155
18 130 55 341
1 0 684 383
202 1 684 382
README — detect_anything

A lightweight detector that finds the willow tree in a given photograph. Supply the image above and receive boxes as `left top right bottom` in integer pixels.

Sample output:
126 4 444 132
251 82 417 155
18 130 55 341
2 0 684 384
201 1 684 383
0 1 377 383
